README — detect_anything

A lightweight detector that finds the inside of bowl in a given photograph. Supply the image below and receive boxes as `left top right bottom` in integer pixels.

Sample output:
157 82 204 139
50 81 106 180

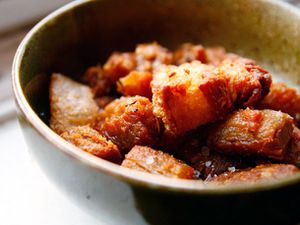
18 0 300 135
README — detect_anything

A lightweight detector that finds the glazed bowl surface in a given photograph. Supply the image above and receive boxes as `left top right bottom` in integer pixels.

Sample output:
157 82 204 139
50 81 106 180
12 0 300 224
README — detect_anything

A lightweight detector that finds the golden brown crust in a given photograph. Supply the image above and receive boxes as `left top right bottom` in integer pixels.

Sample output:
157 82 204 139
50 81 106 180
208 164 298 185
61 126 122 163
103 43 173 85
207 109 294 160
49 74 99 134
103 52 136 83
284 126 300 167
151 61 230 135
117 71 153 98
135 42 173 72
257 82 300 121
151 61 271 135
121 146 195 179
205 47 255 66
204 47 229 66
94 96 161 152
82 65 112 97
173 43 255 66
173 44 207 65
217 61 272 107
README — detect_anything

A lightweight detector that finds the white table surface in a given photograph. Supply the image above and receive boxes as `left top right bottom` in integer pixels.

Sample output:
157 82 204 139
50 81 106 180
0 120 102 225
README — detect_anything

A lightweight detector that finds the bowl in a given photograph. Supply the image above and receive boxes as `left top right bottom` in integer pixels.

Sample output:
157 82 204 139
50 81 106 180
12 0 300 224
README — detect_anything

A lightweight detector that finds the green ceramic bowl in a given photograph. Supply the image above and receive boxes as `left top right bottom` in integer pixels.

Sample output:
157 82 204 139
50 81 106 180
12 0 300 224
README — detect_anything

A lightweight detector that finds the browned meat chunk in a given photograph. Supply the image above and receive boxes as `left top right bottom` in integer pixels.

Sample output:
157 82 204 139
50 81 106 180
82 65 112 97
174 43 207 65
284 126 300 167
207 109 294 160
205 47 255 66
94 96 161 152
217 61 271 107
49 74 99 134
178 138 246 180
117 71 153 98
135 42 173 72
103 43 172 84
103 52 136 83
61 126 122 163
95 96 117 109
152 62 229 135
208 164 298 185
174 43 254 66
151 61 271 135
257 82 300 121
121 146 195 179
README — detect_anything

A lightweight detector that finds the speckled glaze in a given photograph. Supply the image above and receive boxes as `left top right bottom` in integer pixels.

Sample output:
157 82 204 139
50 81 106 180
12 1 300 224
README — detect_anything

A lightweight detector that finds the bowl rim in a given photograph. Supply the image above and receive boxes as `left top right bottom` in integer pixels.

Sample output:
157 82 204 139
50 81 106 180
12 0 300 194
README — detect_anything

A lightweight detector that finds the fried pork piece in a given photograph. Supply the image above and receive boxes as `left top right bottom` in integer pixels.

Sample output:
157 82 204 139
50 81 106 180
217 61 272 107
82 65 112 97
152 62 230 135
117 71 153 98
173 43 254 66
95 96 117 109
151 61 271 135
103 52 136 83
257 82 300 121
178 139 246 180
61 126 122 163
173 44 207 65
284 126 300 167
207 109 294 160
95 96 161 152
206 48 255 66
208 164 298 185
103 43 172 84
176 128 273 180
121 146 195 179
115 43 172 98
50 74 99 134
135 42 173 72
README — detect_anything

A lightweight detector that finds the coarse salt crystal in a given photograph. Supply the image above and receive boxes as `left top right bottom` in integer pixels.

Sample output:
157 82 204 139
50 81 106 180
205 161 212 167
228 167 236 172
146 156 154 165
194 170 201 178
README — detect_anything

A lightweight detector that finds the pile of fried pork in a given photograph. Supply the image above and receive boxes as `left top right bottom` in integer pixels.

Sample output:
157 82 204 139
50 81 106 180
49 43 300 185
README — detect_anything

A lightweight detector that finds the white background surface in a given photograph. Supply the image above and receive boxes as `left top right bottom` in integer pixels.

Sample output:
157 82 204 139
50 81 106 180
0 120 101 225
0 0 72 32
